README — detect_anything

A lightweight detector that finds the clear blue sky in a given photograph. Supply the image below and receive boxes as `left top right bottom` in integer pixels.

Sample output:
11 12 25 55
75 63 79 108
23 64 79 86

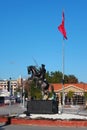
0 0 87 82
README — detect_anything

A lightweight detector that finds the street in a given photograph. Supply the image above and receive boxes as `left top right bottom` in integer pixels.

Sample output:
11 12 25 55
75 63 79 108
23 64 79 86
0 124 87 130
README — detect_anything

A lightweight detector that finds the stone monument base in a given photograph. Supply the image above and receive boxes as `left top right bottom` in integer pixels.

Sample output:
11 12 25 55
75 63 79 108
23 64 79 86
27 100 58 114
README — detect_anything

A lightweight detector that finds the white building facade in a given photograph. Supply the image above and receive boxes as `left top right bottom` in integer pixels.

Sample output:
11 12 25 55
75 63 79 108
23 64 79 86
0 78 21 96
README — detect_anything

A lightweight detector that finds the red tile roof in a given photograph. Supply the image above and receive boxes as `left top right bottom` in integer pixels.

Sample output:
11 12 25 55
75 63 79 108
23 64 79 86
50 83 87 92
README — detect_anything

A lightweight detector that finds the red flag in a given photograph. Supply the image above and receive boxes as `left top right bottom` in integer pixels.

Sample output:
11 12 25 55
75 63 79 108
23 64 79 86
58 11 67 39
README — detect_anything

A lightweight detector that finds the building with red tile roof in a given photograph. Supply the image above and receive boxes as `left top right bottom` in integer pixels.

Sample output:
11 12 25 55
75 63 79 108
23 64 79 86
49 83 87 105
50 83 87 93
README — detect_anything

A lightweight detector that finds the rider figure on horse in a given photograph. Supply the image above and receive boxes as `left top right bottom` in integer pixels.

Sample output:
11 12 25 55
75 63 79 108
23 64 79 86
33 64 46 81
39 64 46 81
27 64 49 91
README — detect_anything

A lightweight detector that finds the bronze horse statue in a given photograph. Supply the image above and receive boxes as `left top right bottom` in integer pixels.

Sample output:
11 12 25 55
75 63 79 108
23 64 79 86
27 65 49 91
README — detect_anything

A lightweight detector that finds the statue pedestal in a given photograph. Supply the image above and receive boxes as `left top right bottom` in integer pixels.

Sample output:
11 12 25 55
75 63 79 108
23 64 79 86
27 100 58 114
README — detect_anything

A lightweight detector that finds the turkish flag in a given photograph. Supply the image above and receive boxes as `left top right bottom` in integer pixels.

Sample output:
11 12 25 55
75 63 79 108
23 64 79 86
58 12 67 39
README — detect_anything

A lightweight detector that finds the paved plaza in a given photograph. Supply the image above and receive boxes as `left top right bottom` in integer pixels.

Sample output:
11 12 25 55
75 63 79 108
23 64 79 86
0 103 26 116
0 103 87 119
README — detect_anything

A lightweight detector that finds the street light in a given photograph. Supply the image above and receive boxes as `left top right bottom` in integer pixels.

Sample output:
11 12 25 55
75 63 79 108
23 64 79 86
9 77 11 115
22 82 25 108
21 78 25 108
9 77 11 95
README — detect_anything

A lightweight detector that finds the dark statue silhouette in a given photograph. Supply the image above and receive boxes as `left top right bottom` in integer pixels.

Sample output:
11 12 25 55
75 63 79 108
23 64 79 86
27 64 49 92
27 64 58 114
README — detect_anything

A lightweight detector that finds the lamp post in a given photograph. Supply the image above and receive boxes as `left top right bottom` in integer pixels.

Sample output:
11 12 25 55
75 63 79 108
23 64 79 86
9 77 11 105
21 78 25 108
22 82 25 107
9 77 11 115
10 77 12 94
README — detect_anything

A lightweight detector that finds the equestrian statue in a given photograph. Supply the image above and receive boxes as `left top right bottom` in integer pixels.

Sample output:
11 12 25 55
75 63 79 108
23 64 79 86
27 64 49 94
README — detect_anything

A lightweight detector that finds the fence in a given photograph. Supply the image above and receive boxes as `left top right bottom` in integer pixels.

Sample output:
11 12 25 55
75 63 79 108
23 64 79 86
62 95 87 114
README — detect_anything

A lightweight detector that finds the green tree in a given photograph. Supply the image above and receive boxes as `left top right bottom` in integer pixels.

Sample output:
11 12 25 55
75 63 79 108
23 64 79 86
67 75 78 83
24 79 42 100
84 92 87 108
45 71 52 83
67 90 74 105
46 71 78 84
30 82 42 99
46 71 62 83
24 79 31 98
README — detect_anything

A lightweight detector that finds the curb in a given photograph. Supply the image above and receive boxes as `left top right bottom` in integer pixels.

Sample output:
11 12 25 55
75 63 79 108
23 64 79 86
11 118 87 127
0 116 87 127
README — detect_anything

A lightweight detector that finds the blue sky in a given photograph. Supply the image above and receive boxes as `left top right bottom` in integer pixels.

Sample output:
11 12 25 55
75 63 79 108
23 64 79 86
0 0 87 82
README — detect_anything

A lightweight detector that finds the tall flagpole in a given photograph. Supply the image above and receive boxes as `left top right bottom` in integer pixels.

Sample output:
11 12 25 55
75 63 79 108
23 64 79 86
58 11 67 113
62 37 65 112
